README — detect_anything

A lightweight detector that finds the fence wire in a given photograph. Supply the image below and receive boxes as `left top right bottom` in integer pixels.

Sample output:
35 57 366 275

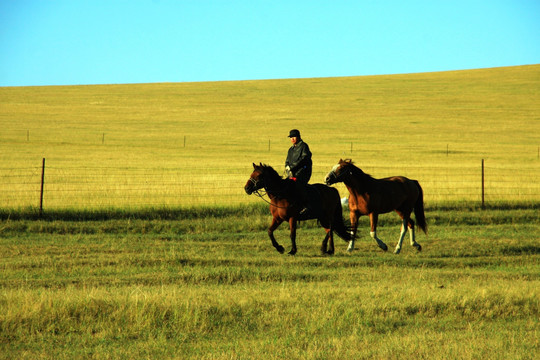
1 163 539 210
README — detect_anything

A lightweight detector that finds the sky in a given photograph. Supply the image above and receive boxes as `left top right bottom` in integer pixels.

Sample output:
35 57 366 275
1 0 539 87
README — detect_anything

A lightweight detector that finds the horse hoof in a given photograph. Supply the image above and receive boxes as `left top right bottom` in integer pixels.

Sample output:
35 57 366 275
326 250 334 256
380 243 388 251
394 249 401 255
277 246 285 254
415 244 422 252
288 250 297 256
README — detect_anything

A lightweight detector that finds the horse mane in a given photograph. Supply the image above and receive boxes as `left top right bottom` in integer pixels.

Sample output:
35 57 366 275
340 159 376 185
257 163 282 180
255 163 295 197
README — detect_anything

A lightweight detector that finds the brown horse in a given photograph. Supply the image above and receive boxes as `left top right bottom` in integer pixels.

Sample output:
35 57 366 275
245 163 351 255
325 159 427 254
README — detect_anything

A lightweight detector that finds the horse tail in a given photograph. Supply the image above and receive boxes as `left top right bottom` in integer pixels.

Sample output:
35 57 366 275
413 180 428 234
332 201 352 241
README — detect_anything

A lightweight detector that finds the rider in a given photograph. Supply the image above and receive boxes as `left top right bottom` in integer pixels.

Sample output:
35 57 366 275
285 129 312 214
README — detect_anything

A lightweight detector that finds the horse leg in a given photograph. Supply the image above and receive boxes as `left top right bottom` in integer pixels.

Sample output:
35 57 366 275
327 229 335 255
268 218 285 254
370 213 388 251
347 211 359 252
288 218 297 255
321 230 330 254
408 218 422 251
394 217 408 254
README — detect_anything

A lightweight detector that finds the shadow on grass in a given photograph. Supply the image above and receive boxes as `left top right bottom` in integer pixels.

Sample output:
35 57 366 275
0 204 270 222
0 201 538 222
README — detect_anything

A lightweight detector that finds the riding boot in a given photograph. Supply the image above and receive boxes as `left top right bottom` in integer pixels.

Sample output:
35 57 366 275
297 183 310 215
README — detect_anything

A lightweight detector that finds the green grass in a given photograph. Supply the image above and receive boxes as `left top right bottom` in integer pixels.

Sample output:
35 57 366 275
1 205 538 359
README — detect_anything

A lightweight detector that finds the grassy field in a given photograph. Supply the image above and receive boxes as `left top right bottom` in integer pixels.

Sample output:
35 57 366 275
0 205 538 359
1 65 539 209
0 66 539 358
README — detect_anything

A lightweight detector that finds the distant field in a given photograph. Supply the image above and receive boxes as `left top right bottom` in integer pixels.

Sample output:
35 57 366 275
1 65 539 209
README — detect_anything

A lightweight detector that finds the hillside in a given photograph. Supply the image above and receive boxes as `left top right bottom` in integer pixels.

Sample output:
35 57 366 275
1 65 539 208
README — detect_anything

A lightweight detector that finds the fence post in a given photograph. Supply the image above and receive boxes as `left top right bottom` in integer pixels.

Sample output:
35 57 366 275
40 158 45 216
481 159 485 209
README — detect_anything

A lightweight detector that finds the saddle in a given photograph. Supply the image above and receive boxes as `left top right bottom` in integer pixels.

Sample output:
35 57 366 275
296 183 322 221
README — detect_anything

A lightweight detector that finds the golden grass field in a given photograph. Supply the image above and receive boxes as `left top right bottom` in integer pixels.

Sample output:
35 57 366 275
1 66 539 359
1 65 539 209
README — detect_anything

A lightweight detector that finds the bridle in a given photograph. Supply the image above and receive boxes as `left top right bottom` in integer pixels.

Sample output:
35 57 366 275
248 176 267 198
248 172 295 209
326 164 349 184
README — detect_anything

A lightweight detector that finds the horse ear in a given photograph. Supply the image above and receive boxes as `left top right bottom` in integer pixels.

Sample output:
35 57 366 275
253 163 256 169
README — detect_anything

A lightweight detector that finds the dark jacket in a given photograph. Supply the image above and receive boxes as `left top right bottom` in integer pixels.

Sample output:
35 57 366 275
285 140 312 184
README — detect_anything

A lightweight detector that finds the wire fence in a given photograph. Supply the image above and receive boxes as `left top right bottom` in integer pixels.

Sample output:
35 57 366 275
1 160 539 211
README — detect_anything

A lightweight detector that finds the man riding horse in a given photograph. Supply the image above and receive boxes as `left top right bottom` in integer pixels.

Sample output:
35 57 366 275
285 129 312 215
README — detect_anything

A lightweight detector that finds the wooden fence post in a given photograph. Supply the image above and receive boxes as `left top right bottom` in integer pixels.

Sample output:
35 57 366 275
481 159 485 209
40 158 45 216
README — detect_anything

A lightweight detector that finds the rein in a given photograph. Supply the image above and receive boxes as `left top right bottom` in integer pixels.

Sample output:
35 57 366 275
254 188 296 209
250 176 296 209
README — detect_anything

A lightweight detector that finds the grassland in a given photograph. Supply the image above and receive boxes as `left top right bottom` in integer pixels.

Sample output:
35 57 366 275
0 66 539 358
1 65 539 209
0 205 538 359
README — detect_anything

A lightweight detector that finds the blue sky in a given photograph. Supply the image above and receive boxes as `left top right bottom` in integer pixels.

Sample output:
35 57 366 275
1 0 539 87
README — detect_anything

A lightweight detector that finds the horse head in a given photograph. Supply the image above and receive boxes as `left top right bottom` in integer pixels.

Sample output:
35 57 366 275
325 159 353 185
245 163 286 195
245 163 265 195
